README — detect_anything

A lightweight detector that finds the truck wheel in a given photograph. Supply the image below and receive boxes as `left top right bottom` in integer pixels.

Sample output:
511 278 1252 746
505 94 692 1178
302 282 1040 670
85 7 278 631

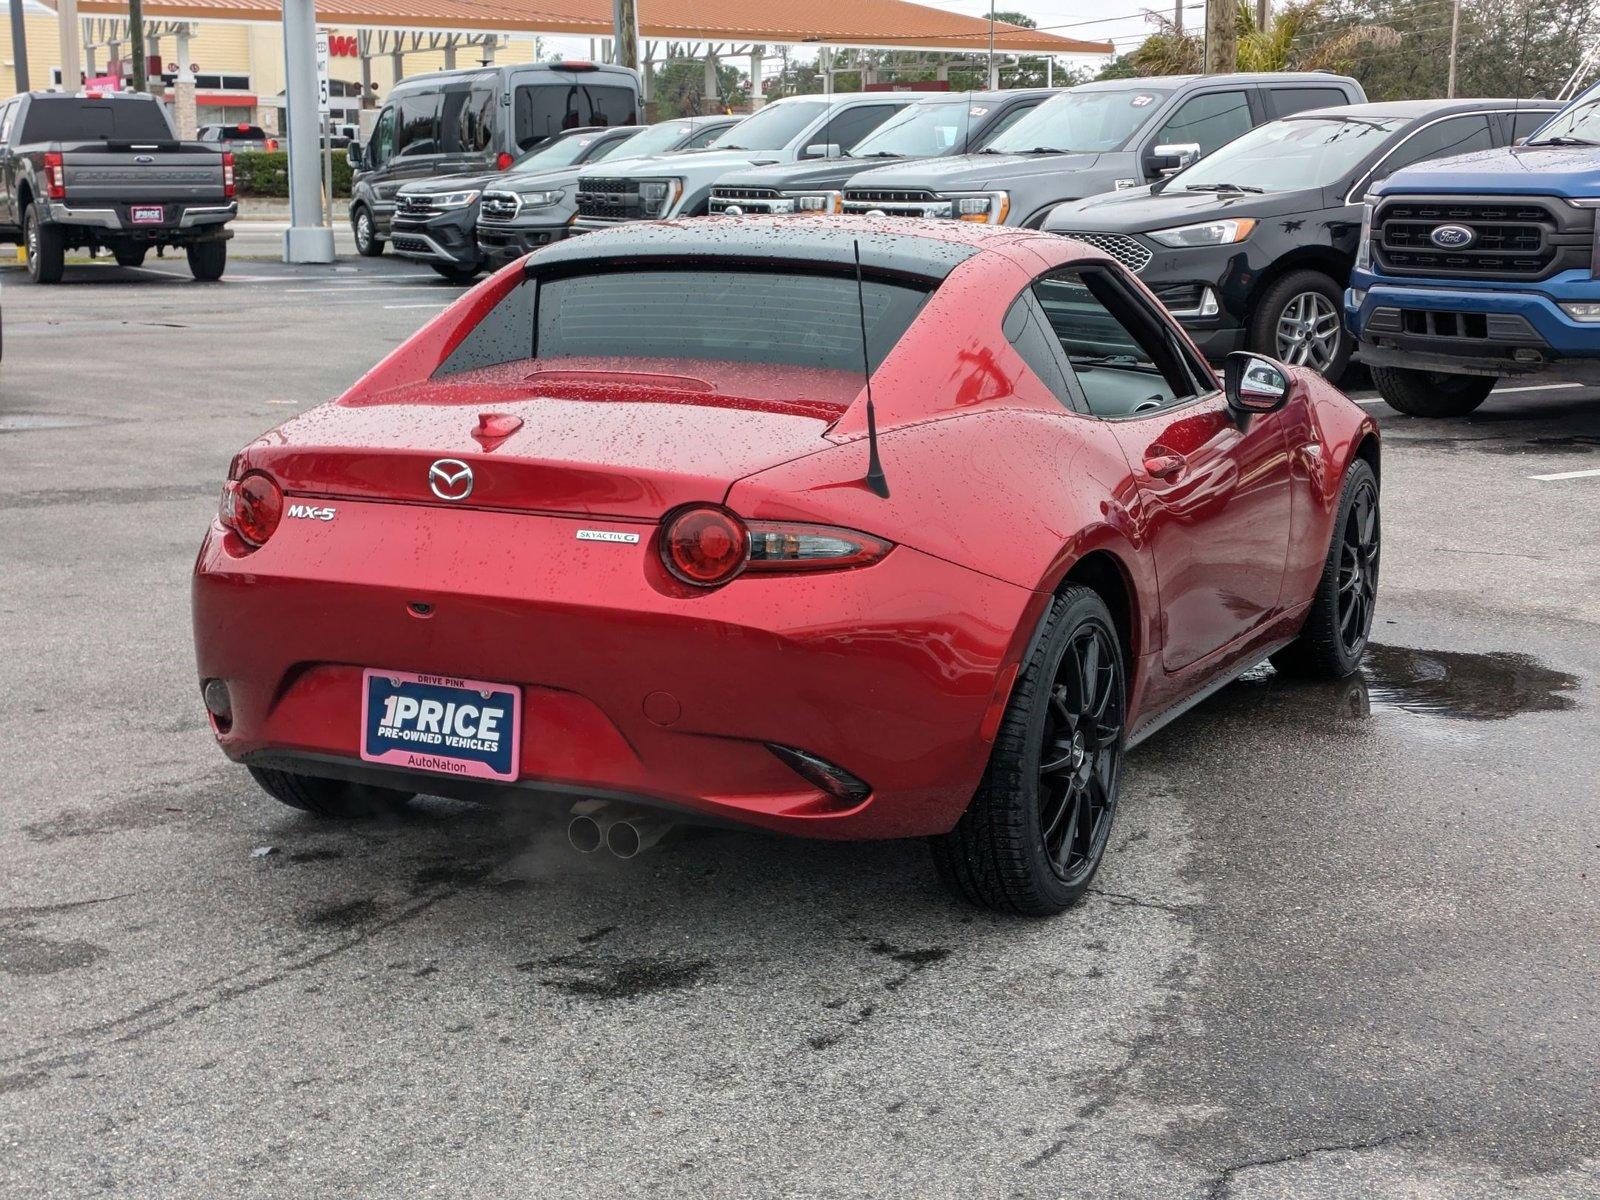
247 766 413 819
931 586 1125 916
114 246 147 268
1249 269 1349 379
23 205 65 284
352 206 384 256
1370 365 1495 417
187 240 227 281
430 261 482 284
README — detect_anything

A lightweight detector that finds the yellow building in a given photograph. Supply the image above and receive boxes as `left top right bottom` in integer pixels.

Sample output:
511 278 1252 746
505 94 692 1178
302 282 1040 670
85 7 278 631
2 1 543 131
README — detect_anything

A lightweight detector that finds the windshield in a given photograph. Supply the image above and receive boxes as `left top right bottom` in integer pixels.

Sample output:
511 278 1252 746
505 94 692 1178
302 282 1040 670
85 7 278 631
710 100 830 151
849 101 971 158
606 121 698 158
1173 116 1407 192
984 89 1162 155
512 131 608 170
1527 85 1600 144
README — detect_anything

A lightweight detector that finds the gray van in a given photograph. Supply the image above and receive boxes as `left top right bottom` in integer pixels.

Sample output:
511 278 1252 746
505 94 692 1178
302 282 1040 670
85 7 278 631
347 60 641 255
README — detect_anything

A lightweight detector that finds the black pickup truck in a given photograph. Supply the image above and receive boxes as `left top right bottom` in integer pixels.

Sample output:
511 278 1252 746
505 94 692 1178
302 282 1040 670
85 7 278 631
0 92 237 283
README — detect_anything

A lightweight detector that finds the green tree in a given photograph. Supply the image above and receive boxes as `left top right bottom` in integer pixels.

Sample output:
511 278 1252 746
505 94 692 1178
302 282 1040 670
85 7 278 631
649 53 747 118
1121 0 1397 76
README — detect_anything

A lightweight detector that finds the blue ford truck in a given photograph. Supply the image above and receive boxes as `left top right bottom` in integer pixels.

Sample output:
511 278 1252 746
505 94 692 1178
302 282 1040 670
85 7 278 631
1347 84 1600 416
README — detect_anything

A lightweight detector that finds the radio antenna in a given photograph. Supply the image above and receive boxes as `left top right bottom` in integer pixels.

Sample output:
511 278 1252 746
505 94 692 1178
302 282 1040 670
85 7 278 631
853 239 890 499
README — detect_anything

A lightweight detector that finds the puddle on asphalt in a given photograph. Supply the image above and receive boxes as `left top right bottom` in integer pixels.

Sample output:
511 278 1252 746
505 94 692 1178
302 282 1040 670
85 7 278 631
0 413 107 433
1394 433 1600 456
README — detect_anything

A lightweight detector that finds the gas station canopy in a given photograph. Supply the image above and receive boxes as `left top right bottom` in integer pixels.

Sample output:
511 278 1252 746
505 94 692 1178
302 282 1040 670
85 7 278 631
65 0 1112 56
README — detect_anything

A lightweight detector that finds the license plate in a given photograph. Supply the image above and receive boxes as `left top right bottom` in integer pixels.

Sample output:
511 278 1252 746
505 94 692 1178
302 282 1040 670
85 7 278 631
130 205 165 225
360 669 520 781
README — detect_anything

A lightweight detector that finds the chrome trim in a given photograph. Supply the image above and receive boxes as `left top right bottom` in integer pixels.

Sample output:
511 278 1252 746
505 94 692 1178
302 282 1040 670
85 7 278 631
389 231 453 261
178 203 237 228
840 198 952 218
46 203 120 229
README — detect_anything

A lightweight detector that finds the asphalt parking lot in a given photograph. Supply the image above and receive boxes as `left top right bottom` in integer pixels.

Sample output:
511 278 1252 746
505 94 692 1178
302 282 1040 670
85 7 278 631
2 251 1597 1198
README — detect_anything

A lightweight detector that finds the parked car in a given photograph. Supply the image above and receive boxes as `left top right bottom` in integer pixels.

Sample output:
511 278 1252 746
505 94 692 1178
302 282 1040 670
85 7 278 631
478 114 738 269
193 217 1379 916
1348 85 1600 416
389 124 643 281
347 60 641 256
0 91 236 283
1045 99 1558 378
571 91 938 230
705 90 1055 216
839 73 1365 228
198 122 278 152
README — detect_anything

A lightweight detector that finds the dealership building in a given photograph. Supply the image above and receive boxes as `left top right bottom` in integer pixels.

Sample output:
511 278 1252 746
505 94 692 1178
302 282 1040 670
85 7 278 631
1 0 1109 135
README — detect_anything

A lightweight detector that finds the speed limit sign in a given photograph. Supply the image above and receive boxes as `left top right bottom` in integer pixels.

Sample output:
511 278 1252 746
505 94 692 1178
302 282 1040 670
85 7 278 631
314 32 331 113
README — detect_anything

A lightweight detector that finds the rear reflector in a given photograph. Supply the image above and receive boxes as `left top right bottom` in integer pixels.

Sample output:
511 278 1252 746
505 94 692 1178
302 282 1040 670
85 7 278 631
766 744 871 803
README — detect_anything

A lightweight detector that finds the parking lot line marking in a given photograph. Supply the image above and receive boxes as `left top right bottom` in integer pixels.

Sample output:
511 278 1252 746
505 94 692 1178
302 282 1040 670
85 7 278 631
1494 382 1587 394
1529 467 1600 481
1353 397 1388 407
383 302 453 310
285 284 448 294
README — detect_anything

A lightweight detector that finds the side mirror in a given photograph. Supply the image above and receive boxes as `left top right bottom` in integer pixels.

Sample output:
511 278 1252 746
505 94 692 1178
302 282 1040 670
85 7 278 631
346 143 364 170
1224 351 1291 416
1149 141 1201 177
802 142 842 159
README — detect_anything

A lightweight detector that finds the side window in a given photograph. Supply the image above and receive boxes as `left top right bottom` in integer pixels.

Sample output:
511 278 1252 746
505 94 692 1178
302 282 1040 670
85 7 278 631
459 86 496 152
813 104 900 153
0 101 16 142
1371 115 1493 183
1003 292 1080 411
369 107 396 167
1267 87 1350 119
437 87 470 154
395 93 442 158
581 135 627 163
684 123 725 149
1510 110 1550 143
974 102 1038 148
1153 90 1253 157
1032 270 1201 418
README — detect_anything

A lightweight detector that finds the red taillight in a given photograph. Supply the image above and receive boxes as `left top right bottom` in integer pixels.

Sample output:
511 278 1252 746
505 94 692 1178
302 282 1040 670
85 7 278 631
660 507 891 588
220 472 283 548
265 138 278 151
43 151 65 200
496 151 514 171
221 151 235 198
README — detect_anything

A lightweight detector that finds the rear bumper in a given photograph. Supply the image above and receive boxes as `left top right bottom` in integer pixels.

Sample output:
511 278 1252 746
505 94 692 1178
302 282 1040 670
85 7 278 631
192 501 1033 839
46 199 235 236
1347 272 1600 377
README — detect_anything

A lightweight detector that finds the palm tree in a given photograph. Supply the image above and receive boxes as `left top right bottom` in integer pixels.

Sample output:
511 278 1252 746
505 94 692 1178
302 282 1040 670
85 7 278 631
1127 1 1397 76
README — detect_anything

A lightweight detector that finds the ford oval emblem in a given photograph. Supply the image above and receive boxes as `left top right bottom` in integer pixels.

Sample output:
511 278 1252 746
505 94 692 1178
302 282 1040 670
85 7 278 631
1430 223 1476 249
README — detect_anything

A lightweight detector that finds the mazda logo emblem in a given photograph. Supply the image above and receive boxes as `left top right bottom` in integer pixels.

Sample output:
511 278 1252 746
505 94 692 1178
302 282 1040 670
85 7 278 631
1429 223 1476 249
428 458 474 501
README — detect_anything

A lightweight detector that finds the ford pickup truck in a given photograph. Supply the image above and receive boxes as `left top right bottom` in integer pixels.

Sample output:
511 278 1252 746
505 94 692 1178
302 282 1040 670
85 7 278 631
0 91 236 284
1347 85 1600 416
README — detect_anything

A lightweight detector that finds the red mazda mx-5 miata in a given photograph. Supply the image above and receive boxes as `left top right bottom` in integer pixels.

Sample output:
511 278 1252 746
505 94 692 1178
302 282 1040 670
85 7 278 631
193 217 1379 914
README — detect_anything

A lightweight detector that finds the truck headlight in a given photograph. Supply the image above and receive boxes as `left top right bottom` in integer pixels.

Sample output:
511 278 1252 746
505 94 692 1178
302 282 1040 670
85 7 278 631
942 192 1009 223
1354 200 1375 272
639 179 683 218
1147 218 1257 248
519 189 564 208
430 189 482 210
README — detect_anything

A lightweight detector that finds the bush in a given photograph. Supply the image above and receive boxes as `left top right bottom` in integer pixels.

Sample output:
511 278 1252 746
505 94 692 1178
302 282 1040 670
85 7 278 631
232 150 352 199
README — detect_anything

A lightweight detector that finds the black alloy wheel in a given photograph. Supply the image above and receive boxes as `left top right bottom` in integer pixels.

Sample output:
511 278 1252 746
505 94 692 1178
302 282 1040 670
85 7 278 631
1038 624 1124 887
1336 474 1380 660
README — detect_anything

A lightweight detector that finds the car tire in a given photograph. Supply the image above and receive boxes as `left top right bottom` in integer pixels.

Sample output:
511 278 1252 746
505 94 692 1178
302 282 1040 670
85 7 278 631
247 766 413 819
23 205 65 284
1370 365 1495 417
931 585 1126 916
1249 269 1349 380
429 261 482 284
114 246 147 268
352 206 384 257
1271 457 1380 680
187 240 227 281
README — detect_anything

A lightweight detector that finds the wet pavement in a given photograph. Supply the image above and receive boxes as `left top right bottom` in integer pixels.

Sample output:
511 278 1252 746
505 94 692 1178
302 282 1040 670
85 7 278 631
1 255 1597 1197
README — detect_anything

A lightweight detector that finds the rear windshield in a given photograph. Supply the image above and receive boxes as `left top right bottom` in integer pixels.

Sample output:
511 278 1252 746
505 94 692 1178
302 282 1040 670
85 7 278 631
21 97 174 142
437 267 929 377
210 125 268 140
709 101 829 151
514 84 638 150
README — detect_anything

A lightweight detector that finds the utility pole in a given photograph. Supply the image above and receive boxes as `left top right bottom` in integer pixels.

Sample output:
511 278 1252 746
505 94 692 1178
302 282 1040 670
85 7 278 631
1256 0 1270 33
1174 0 1184 35
611 0 639 74
129 0 147 91
1204 0 1236 72
987 0 998 88
8 0 29 91
57 0 81 91
1446 0 1462 97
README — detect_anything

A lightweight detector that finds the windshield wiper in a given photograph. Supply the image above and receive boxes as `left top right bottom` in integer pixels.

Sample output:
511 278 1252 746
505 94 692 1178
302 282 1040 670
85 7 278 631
1526 135 1600 147
855 151 902 158
1182 182 1265 193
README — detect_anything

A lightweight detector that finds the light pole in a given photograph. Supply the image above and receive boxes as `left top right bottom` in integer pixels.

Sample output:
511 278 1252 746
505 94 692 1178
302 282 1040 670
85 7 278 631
8 0 29 91
281 0 334 262
987 0 998 89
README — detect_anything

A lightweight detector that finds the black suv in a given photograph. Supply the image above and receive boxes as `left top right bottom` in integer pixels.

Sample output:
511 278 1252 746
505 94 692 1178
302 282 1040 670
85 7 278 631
347 60 640 257
1044 99 1558 377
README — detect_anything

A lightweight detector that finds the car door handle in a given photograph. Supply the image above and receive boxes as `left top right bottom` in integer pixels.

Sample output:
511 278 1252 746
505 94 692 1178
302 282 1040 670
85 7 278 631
1143 452 1186 479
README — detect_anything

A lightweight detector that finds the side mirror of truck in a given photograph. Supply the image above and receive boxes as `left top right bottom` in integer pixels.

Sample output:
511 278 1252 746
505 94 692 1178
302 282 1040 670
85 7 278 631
1224 351 1291 418
802 142 842 160
1148 142 1201 177
346 143 364 171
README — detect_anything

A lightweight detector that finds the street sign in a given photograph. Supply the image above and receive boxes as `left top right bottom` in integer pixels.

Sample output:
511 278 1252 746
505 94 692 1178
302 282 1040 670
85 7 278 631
314 31 331 114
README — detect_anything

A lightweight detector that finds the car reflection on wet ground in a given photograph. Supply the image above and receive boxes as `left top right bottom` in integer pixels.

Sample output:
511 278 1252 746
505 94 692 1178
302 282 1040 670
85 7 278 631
1 255 1597 1198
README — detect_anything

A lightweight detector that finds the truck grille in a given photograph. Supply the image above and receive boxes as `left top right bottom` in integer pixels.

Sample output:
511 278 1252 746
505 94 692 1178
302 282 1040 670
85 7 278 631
480 191 521 222
575 177 641 221
396 193 447 218
841 188 950 217
1373 196 1593 282
1054 231 1152 273
708 186 783 214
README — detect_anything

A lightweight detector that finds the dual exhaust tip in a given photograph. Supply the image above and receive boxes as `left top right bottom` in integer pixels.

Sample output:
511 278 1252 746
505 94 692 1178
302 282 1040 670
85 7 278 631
567 800 674 859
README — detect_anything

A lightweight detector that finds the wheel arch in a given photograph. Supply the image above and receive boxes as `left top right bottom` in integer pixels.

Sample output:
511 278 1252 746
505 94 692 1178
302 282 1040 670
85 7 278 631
16 179 33 212
1244 247 1353 324
1058 548 1140 676
1354 427 1380 486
